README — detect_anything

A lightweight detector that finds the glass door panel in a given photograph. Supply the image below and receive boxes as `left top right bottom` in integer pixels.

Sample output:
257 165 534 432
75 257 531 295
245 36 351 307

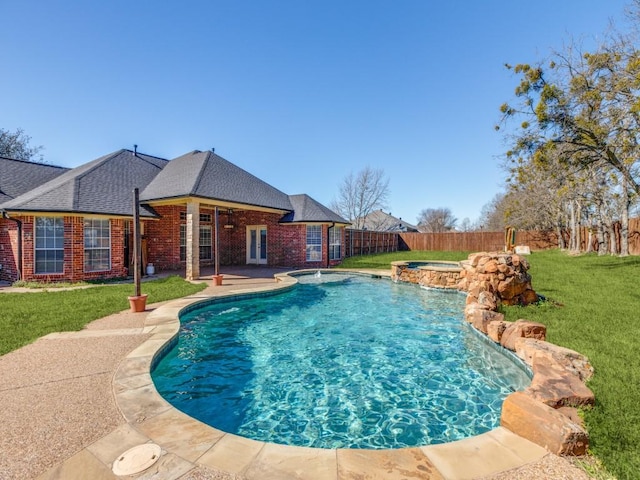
247 226 267 264
259 228 267 262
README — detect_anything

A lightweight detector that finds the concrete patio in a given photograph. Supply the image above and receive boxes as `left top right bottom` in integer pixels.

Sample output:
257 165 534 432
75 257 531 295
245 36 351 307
0 267 589 479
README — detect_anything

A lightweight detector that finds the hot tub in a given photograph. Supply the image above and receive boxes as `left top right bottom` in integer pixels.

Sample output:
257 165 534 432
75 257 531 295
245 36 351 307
391 260 463 289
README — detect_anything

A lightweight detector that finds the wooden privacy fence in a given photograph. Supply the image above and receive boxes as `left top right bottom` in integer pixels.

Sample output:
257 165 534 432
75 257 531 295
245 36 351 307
347 219 640 257
399 219 640 255
398 230 559 253
345 229 399 257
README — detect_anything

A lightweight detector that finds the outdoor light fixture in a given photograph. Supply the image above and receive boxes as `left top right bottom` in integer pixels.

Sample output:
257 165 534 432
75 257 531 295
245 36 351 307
225 208 234 228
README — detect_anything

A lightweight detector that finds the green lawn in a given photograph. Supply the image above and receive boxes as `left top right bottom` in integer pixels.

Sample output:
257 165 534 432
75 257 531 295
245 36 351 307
343 249 639 479
0 275 206 356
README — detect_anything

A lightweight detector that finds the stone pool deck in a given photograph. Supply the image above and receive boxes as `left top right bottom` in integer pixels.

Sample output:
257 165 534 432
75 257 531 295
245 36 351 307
0 268 589 479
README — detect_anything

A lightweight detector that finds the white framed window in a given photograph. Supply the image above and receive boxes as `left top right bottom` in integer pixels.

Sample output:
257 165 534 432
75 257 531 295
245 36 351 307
34 217 64 274
180 224 212 261
180 225 186 261
84 218 111 272
200 225 212 260
329 226 342 260
179 211 212 223
306 225 322 262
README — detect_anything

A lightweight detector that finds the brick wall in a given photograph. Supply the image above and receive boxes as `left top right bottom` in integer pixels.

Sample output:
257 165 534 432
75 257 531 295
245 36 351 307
227 210 297 266
221 211 343 268
0 219 19 282
145 205 183 270
1 207 346 282
5 215 128 283
20 216 37 281
146 207 344 271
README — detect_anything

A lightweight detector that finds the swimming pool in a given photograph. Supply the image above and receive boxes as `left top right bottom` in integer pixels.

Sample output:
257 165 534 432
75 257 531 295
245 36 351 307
152 272 531 449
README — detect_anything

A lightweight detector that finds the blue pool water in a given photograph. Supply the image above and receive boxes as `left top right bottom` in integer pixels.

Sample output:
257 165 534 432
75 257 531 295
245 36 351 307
152 273 530 449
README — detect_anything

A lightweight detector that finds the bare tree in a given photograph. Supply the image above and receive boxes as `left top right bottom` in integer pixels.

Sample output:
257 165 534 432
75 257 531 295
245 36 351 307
417 207 457 232
0 128 43 161
331 167 390 228
458 217 476 232
478 193 509 231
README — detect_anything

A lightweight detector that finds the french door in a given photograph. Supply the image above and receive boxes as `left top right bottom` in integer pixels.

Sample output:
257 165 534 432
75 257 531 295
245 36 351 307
246 226 267 265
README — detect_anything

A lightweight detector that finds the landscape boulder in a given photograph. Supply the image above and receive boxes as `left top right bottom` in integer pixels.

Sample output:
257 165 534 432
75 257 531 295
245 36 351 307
501 392 589 456
464 305 504 334
525 355 595 408
514 338 594 382
487 320 508 343
500 320 547 351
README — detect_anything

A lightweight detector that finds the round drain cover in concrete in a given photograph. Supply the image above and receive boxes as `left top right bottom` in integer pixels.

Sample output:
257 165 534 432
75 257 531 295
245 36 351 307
112 443 162 476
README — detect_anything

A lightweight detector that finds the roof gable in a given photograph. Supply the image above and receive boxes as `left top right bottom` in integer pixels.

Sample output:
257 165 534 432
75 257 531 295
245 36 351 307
2 150 167 216
141 150 293 211
280 194 348 224
0 157 69 206
358 209 418 232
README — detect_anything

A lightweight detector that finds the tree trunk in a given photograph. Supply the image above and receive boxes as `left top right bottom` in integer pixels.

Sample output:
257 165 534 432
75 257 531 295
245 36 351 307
556 223 566 249
568 201 576 251
574 200 582 253
602 223 611 255
586 229 593 253
620 179 630 257
596 223 606 255
609 225 618 255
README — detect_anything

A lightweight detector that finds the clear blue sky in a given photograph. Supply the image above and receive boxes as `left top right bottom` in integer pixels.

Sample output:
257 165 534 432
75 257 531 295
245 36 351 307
1 1 631 225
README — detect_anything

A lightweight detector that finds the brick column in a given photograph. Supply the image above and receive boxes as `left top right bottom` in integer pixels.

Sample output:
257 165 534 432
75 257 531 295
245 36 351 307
186 201 200 280
70 216 84 282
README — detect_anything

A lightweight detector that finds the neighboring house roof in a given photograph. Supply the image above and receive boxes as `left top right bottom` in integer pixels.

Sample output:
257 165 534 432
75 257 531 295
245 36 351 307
0 156 69 206
280 194 349 224
1 149 167 217
140 150 293 211
356 209 419 232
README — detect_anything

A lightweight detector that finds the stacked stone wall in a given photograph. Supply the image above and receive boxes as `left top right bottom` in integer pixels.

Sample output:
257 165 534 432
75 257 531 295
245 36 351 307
421 269 460 289
459 252 538 306
391 262 461 289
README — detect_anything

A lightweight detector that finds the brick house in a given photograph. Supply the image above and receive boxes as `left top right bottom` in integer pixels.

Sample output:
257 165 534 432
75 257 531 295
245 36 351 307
356 209 419 232
0 148 348 283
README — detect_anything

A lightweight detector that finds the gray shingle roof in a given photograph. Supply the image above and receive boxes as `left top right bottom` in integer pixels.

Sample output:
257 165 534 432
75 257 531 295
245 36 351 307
357 209 419 232
1 150 167 217
0 157 69 206
280 194 348 224
140 150 293 211
2 148 345 224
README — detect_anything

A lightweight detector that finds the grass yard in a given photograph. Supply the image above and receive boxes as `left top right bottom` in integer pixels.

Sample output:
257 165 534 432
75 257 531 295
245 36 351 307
342 249 639 479
0 275 206 356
